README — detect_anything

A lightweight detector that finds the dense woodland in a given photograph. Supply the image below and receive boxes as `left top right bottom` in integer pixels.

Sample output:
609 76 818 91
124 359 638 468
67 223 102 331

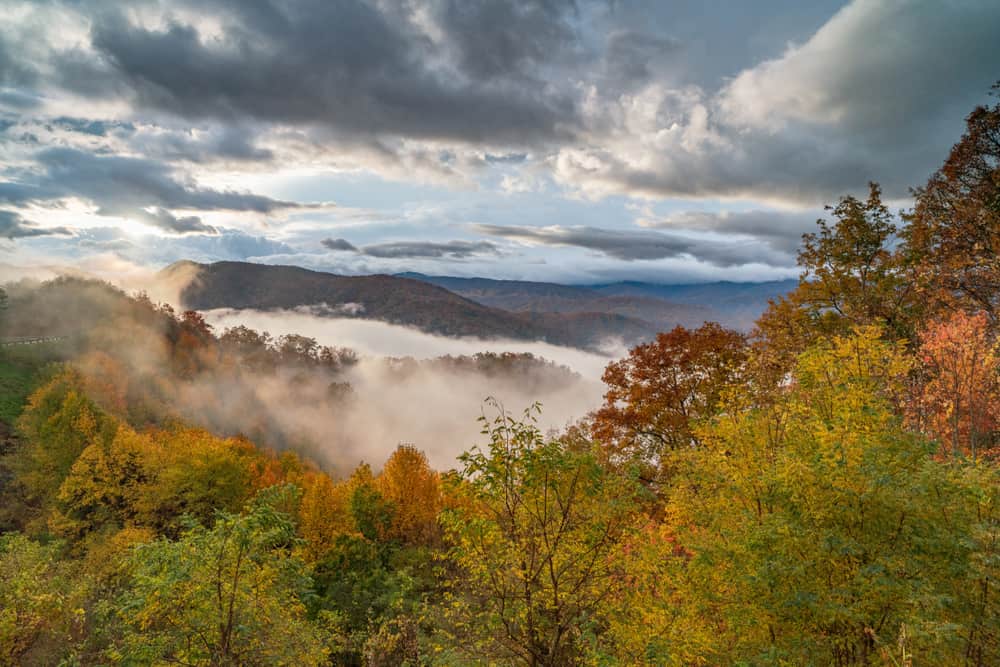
0 96 998 666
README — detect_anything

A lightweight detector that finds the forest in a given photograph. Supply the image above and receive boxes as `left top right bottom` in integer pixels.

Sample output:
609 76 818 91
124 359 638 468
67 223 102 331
0 97 998 666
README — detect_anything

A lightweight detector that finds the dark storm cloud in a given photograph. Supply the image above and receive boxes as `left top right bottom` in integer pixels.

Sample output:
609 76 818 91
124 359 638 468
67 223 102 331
135 207 215 234
323 237 500 259
560 0 1000 202
0 209 71 239
360 240 501 259
602 29 680 84
0 0 998 255
474 223 793 266
130 125 274 164
321 238 358 252
0 147 298 233
429 0 579 80
82 1 577 145
639 209 819 254
34 147 295 213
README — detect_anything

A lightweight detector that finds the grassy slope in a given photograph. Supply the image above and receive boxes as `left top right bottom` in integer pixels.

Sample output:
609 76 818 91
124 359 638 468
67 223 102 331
0 342 67 424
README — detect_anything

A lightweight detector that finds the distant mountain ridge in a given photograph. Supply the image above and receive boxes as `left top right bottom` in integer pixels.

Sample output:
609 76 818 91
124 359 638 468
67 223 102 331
162 261 662 349
160 261 795 351
398 273 796 331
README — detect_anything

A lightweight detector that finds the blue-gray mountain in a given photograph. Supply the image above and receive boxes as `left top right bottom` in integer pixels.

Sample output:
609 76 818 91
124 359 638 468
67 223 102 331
163 261 795 351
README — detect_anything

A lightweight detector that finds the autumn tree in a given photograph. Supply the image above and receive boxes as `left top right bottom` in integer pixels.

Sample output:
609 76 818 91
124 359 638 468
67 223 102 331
376 444 442 545
640 328 975 664
758 183 918 356
592 322 747 479
911 311 1000 459
110 485 330 666
309 461 419 664
296 470 355 561
442 403 643 665
906 91 1000 320
0 534 89 665
12 369 117 530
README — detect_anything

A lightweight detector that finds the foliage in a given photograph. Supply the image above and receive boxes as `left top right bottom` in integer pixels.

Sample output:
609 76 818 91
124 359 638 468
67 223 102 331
633 329 980 665
908 311 1000 459
0 533 88 666
906 96 1000 319
757 183 919 367
377 444 442 545
592 322 747 481
109 485 330 666
12 369 118 530
442 402 643 665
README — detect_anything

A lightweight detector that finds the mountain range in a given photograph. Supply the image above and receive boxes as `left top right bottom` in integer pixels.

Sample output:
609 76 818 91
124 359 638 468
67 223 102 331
162 261 796 350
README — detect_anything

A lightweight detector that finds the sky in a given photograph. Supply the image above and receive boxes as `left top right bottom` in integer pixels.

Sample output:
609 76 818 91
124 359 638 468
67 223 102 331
1 0 998 285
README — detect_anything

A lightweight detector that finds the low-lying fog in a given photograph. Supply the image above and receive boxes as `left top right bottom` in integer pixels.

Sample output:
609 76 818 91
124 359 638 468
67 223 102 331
204 307 622 471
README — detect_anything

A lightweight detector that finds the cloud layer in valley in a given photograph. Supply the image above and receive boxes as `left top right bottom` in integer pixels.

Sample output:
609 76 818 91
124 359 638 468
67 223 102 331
202 307 616 470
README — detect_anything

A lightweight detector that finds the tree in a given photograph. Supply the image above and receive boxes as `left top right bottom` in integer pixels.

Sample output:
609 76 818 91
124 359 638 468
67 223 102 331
110 485 330 666
592 323 747 479
910 311 1000 459
645 328 973 664
442 403 643 665
758 183 917 353
13 369 117 530
219 325 276 372
297 470 354 561
0 534 88 665
132 426 257 536
50 425 152 542
376 444 442 545
906 92 1000 320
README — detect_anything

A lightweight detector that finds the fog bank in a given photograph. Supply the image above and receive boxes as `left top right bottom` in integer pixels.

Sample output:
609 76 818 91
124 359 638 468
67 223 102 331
204 308 616 469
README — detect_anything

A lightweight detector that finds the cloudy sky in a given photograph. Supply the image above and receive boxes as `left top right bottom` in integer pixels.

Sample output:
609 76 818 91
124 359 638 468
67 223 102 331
1 0 997 284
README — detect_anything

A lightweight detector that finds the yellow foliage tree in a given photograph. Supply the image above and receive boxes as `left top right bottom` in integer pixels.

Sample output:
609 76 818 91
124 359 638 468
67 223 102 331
376 444 441 545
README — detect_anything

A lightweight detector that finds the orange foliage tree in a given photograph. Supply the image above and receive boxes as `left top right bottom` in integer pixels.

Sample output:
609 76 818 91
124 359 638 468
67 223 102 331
906 93 1000 320
297 471 355 561
911 311 1000 459
376 444 441 545
592 322 747 476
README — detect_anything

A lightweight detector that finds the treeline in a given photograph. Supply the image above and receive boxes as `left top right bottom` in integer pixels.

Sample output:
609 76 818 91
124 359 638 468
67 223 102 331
0 96 998 665
0 279 580 471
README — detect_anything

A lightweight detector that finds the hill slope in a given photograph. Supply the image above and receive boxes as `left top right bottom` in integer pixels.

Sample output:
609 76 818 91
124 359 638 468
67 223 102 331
163 261 660 348
399 273 790 331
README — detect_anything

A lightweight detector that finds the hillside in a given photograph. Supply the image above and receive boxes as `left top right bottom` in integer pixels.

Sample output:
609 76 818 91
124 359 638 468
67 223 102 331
592 279 798 327
399 273 790 331
164 261 661 348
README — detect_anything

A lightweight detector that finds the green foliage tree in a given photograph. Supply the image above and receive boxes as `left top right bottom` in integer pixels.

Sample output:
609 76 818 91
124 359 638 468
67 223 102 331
12 369 117 531
0 534 88 666
758 183 919 354
109 485 330 666
442 402 643 665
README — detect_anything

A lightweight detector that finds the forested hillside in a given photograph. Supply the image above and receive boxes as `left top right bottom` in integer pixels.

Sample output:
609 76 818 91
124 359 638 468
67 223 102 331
0 97 998 666
167 261 663 349
399 273 791 331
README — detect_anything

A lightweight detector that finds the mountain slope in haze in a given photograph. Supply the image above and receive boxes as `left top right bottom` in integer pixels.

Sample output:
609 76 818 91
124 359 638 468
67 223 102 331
399 273 790 331
162 261 660 349
591 279 799 329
